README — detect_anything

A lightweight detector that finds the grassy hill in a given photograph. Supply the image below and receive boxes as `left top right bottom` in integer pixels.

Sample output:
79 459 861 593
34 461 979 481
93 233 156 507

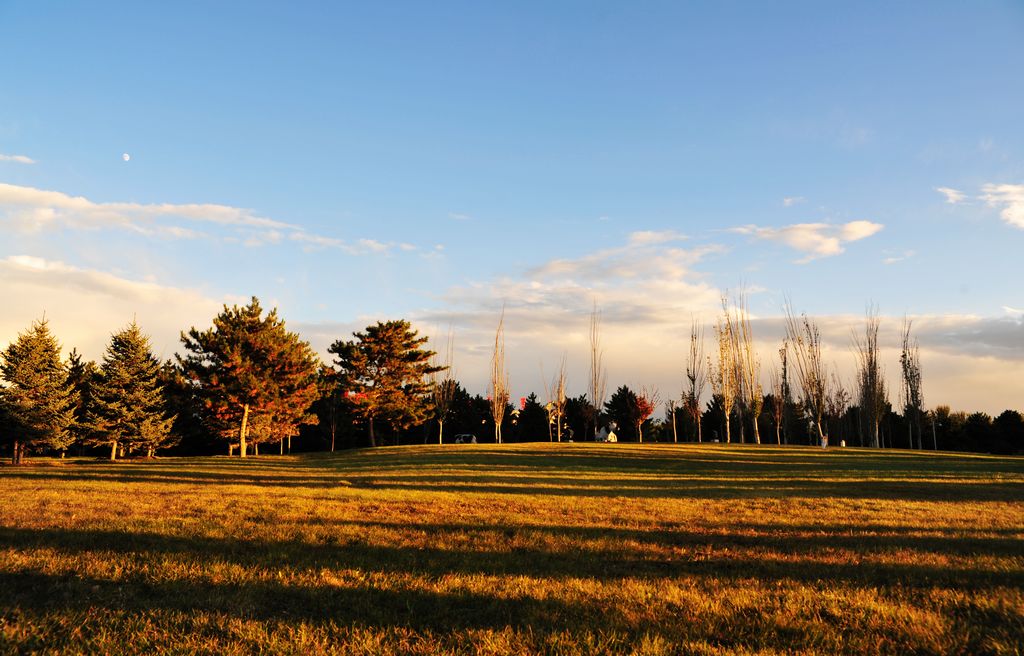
1 443 1022 655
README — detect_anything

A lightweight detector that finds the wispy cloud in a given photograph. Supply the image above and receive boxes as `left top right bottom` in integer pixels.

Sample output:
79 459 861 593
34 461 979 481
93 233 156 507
0 182 293 234
782 196 805 207
0 182 423 256
0 154 35 164
731 220 883 263
1003 305 1024 318
980 183 1024 229
448 212 472 221
935 186 965 204
883 250 916 265
626 230 687 246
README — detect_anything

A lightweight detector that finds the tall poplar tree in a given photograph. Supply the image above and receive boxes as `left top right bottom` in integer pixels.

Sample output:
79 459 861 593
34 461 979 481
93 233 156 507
328 320 441 447
0 318 78 464
179 297 320 457
87 322 175 460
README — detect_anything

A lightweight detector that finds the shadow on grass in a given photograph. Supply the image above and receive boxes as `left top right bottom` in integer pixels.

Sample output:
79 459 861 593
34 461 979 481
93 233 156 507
1 524 1020 592
3 444 1023 502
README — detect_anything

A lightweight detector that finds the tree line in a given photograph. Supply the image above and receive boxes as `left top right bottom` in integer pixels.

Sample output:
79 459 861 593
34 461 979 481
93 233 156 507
1 297 1021 464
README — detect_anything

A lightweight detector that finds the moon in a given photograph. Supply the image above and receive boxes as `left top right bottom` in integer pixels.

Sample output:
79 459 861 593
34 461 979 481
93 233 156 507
122 153 131 162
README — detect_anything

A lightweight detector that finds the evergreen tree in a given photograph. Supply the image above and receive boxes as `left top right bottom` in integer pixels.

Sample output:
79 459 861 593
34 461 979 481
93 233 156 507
159 359 216 454
515 393 549 442
604 385 641 442
179 297 320 457
328 320 441 447
563 394 593 442
66 348 98 455
0 318 78 464
87 322 175 460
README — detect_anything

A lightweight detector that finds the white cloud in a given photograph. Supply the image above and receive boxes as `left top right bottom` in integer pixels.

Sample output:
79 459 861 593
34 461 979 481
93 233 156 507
449 212 472 221
0 154 35 164
782 196 805 207
935 186 965 204
626 230 687 246
980 183 1024 229
731 220 883 263
0 182 293 235
882 250 916 265
0 255 230 361
0 182 422 256
297 232 1024 415
1003 306 1024 318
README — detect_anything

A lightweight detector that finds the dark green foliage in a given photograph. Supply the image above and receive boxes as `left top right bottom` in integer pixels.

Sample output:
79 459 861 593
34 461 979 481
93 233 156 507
159 360 217 455
0 318 78 463
65 349 98 454
604 385 641 442
443 383 489 441
179 297 320 456
86 322 175 459
563 394 593 442
514 393 549 442
994 410 1024 454
328 320 441 447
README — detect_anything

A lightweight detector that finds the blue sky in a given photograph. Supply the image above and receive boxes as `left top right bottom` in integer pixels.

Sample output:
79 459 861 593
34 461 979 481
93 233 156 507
2 2 1023 412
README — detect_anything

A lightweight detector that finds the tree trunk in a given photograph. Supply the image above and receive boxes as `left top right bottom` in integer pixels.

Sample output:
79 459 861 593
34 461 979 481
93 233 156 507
239 403 250 458
12 439 19 465
637 421 643 443
438 420 444 445
671 413 677 443
280 439 284 455
724 414 731 443
932 417 938 450
697 414 702 443
331 426 336 452
255 442 259 455
775 420 781 445
752 415 761 445
110 441 117 461
287 435 292 453
368 417 376 448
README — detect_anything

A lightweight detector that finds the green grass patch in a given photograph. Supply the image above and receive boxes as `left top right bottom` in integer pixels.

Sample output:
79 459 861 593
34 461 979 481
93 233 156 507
1 443 1022 654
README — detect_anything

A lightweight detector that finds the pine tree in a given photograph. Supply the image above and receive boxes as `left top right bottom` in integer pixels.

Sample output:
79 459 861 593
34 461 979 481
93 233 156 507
66 348 98 455
87 322 175 460
328 320 441 447
0 318 78 464
179 297 320 457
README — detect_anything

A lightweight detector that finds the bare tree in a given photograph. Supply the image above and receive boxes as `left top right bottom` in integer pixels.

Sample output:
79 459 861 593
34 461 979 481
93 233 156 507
490 310 510 444
666 398 678 443
783 303 828 444
853 307 886 449
542 355 568 442
711 309 738 443
684 319 708 442
826 370 850 443
767 342 788 445
900 317 924 450
429 327 456 445
732 295 763 444
587 301 607 438
636 386 661 443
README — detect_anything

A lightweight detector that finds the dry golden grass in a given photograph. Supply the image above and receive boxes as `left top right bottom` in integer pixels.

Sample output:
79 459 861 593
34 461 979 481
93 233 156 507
1 443 1022 655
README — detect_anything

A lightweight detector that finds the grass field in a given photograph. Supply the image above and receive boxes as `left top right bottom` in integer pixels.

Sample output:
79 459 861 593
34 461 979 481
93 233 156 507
1 443 1022 655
